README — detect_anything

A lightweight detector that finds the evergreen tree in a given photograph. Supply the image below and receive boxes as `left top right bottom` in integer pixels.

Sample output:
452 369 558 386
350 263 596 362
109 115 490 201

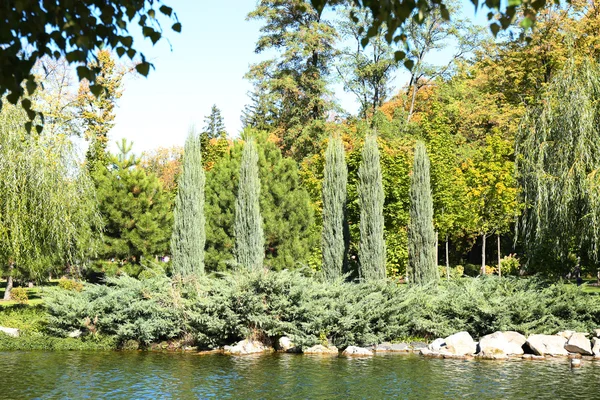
171 130 205 277
234 138 264 271
322 135 348 281
206 133 315 271
202 104 227 140
358 134 386 280
93 140 173 274
408 141 438 285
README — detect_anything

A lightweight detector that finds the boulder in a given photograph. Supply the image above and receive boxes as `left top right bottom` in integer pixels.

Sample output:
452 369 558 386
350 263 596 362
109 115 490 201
557 330 575 340
444 332 477 356
410 341 428 350
277 336 295 352
565 332 593 355
503 331 526 355
303 344 338 355
342 346 373 356
594 329 600 338
0 327 19 338
420 348 442 358
389 343 410 352
373 342 410 352
478 332 510 358
428 338 446 352
591 337 600 356
526 334 568 356
223 339 272 355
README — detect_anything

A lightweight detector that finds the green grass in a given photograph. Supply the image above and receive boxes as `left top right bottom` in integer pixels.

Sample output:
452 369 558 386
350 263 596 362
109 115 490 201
0 280 60 307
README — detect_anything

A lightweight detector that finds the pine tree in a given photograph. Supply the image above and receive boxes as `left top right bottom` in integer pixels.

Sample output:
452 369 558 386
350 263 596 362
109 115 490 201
358 134 386 280
234 138 264 271
322 135 348 281
202 104 227 140
171 130 205 277
408 141 438 285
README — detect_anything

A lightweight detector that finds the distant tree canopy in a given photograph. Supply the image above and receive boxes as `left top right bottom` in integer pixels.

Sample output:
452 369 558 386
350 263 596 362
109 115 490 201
0 0 179 130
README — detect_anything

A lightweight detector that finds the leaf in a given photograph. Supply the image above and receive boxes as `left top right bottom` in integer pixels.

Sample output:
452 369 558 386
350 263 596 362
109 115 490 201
136 62 150 76
116 47 126 57
159 5 173 16
490 23 500 37
404 59 415 70
172 22 182 33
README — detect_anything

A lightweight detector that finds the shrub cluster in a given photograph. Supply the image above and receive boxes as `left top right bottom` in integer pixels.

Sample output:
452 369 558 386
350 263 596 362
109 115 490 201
44 272 600 349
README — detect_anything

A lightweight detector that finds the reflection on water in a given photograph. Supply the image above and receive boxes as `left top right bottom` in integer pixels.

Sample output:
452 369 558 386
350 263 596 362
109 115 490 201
1 351 598 399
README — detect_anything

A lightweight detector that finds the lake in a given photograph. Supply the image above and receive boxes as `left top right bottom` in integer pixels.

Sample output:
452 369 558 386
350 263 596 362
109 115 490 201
1 351 598 399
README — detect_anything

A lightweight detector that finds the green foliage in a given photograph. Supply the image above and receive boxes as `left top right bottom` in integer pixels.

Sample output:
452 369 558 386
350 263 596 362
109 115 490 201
206 133 316 271
408 141 438 285
46 275 182 346
517 58 600 274
321 135 348 281
92 141 173 270
202 104 227 140
58 278 85 292
358 135 386 280
10 287 28 304
0 106 101 289
171 130 206 277
500 254 521 276
1 0 179 130
235 138 265 271
45 272 600 349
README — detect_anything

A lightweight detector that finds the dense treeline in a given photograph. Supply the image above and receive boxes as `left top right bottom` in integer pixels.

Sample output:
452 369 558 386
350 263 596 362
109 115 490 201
3 0 600 299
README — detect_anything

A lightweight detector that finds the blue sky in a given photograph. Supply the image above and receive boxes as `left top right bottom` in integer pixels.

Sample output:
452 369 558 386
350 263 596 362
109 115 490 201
109 0 489 154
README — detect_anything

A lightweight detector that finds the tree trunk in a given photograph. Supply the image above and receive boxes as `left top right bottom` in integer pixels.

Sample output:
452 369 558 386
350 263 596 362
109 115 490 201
497 234 501 278
434 231 438 267
481 234 486 275
3 263 14 301
445 235 450 281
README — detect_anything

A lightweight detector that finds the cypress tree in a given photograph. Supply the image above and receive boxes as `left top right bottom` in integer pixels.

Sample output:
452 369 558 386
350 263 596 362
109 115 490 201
235 138 264 271
171 130 205 277
358 134 386 281
408 141 438 285
322 135 348 281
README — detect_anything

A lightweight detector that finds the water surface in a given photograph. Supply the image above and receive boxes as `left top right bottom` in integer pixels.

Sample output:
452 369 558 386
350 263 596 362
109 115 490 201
1 351 597 399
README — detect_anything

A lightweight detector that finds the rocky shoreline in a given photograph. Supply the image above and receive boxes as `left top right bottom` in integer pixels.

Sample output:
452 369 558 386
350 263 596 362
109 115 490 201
202 329 600 365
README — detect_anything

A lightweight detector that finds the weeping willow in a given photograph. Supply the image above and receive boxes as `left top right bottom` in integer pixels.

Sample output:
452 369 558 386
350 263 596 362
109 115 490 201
0 106 101 298
516 58 600 274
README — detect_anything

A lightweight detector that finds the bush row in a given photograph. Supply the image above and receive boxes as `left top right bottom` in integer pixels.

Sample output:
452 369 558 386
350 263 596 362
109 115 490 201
41 272 600 350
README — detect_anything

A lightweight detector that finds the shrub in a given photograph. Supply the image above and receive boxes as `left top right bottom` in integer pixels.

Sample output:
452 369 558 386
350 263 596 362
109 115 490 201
58 278 84 292
500 254 521 276
10 287 28 304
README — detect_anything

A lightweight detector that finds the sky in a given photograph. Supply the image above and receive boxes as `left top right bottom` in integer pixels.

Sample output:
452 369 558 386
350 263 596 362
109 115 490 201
108 0 489 154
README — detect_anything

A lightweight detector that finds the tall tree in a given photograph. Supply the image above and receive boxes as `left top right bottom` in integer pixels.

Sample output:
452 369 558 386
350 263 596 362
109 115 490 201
358 134 386 280
517 57 600 277
245 0 338 160
171 130 205 277
335 7 397 120
0 106 100 299
93 140 173 273
234 138 265 271
408 141 438 285
321 135 348 281
202 104 227 140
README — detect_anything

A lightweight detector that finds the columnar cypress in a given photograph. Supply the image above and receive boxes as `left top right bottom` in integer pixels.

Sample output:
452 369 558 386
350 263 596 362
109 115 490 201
235 138 264 271
322 135 348 281
358 134 386 281
171 130 205 277
408 141 438 285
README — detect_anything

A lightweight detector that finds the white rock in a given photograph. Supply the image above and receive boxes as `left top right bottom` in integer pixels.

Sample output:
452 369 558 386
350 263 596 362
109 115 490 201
526 334 568 356
591 337 600 356
303 344 338 354
68 329 82 338
444 332 477 356
428 338 446 352
223 339 272 355
557 330 575 340
277 336 294 352
0 327 19 337
565 332 593 355
594 329 600 338
503 331 526 355
478 332 511 357
342 346 373 356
